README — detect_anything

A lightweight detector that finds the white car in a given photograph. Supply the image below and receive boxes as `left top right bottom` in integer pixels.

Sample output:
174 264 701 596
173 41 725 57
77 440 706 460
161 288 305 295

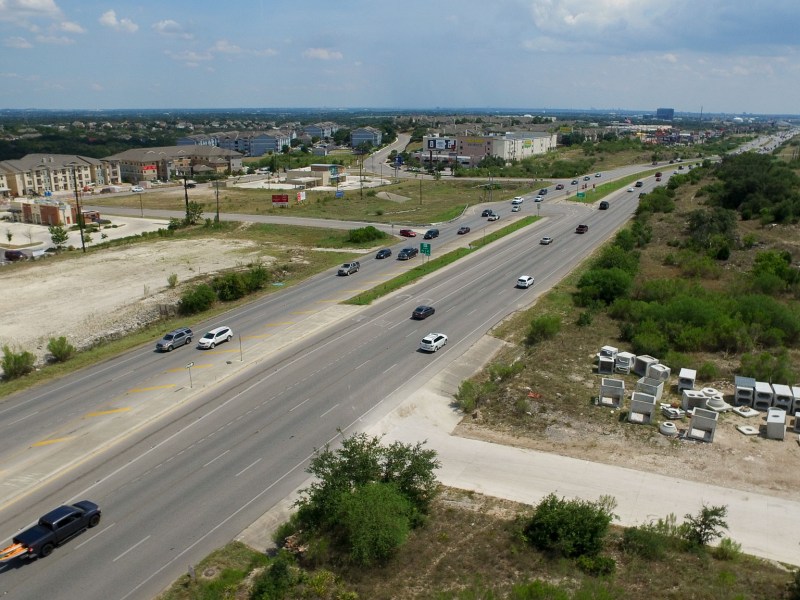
197 326 233 349
539 236 553 245
627 187 635 192
517 275 535 289
511 205 521 212
488 213 500 221
131 186 144 193
534 195 544 202
419 332 448 352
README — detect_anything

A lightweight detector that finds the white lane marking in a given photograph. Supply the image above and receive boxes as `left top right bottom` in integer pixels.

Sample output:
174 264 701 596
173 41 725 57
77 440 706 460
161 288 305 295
320 403 339 419
236 458 262 477
203 450 230 468
76 522 115 549
113 535 150 562
382 363 397 375
289 398 309 412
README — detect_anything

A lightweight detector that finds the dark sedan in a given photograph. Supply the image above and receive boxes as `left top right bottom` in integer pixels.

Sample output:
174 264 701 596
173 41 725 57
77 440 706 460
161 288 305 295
457 226 471 235
481 209 492 217
412 305 435 320
375 248 392 259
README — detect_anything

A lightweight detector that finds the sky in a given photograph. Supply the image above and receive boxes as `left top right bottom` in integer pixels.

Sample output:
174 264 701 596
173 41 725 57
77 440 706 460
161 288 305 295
0 0 798 115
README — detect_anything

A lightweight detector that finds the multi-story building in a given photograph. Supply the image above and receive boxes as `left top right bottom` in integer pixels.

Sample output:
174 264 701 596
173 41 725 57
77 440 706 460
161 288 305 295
351 127 383 148
0 154 120 197
420 132 557 167
178 130 292 157
303 122 339 140
104 146 243 183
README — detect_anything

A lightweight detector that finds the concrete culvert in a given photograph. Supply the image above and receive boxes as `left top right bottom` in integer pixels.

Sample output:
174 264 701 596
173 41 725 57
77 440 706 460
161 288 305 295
660 422 678 436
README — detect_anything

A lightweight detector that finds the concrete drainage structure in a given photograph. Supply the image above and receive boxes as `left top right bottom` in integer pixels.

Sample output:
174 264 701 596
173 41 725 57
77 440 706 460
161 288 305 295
599 378 625 409
678 368 696 393
628 392 657 424
687 407 719 443
766 408 787 440
659 421 679 436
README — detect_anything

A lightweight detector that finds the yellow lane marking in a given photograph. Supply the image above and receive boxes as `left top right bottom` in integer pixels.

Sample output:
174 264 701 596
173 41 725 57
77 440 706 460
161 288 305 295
265 321 295 327
166 364 212 373
86 407 131 417
290 310 315 314
129 384 176 393
32 436 74 447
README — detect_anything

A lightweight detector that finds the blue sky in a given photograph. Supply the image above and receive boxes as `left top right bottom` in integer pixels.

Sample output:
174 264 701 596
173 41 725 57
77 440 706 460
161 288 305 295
1 0 798 114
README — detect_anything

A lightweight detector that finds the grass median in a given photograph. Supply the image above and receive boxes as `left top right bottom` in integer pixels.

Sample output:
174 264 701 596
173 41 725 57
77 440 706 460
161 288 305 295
345 216 537 305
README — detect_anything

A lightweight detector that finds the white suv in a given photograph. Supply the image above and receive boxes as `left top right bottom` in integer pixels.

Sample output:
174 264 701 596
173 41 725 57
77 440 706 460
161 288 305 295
197 326 233 349
517 275 535 288
419 333 448 352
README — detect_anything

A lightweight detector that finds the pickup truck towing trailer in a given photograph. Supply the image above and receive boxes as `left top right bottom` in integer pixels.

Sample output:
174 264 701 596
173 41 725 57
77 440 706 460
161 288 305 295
0 500 101 560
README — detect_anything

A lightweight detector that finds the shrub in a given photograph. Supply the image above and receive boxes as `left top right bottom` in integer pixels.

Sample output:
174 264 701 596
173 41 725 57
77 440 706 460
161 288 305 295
167 217 183 231
576 310 593 327
211 272 247 301
681 504 728 548
522 493 617 558
249 550 299 600
178 284 216 315
574 268 634 306
696 361 719 381
487 360 524 381
575 554 616 576
47 336 76 363
243 264 270 292
621 526 669 560
525 315 561 346
713 537 742 561
346 225 386 244
787 569 800 600
1 345 36 380
167 273 178 288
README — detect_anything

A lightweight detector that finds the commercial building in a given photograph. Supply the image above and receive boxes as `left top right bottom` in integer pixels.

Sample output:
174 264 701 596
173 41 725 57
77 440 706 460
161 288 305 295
420 132 557 167
104 146 244 183
285 164 347 188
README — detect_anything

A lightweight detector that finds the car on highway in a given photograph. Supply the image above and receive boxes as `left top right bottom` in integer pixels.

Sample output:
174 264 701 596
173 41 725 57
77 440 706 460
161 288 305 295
399 229 416 237
539 236 553 245
511 196 523 205
511 205 521 212
635 181 643 187
481 209 493 217
516 275 535 289
538 188 548 195
198 326 233 349
419 332 447 352
656 177 662 182
571 179 579 185
555 183 564 190
4 249 25 262
487 213 500 221
599 201 610 210
337 261 360 276
131 186 144 193
575 224 589 234
457 226 470 235
583 176 590 181
4 500 101 560
595 173 602 178
627 187 635 192
412 305 436 320
375 248 392 259
423 228 439 239
156 327 193 352
397 247 419 260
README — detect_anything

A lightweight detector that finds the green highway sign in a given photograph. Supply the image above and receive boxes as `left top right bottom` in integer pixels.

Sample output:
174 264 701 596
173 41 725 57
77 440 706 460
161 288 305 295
420 243 431 256
576 192 586 198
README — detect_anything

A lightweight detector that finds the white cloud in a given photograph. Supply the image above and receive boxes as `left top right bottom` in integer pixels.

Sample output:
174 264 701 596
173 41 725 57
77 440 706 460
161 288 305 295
165 49 213 66
34 33 73 44
662 53 678 64
99 10 138 33
91 82 103 91
303 48 343 60
211 40 242 54
152 19 192 39
59 20 85 34
0 0 61 25
4 36 32 48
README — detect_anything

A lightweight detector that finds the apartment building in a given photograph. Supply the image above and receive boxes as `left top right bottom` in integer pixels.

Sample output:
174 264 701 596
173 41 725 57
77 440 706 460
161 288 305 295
0 154 120 197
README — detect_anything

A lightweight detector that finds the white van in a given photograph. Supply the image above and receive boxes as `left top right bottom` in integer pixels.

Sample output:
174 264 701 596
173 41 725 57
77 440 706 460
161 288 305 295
511 196 524 206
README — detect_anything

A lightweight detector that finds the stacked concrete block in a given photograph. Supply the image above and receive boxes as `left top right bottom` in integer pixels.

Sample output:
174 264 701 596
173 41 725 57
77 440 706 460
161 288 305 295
754 381 774 411
633 355 659 377
794 409 800 433
599 378 625 409
678 368 696 392
629 392 657 424
636 376 664 401
597 356 615 374
771 384 793 412
682 389 707 411
792 386 800 416
615 351 636 375
766 408 787 441
647 363 671 382
598 345 618 361
687 408 719 443
734 375 756 407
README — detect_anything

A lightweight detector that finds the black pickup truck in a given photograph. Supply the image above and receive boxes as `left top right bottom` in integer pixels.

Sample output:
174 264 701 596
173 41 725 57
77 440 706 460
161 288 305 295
6 501 101 559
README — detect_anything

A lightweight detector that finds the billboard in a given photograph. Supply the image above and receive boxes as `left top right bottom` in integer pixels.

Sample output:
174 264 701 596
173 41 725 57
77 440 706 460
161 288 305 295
296 191 306 202
272 194 289 207
426 138 456 150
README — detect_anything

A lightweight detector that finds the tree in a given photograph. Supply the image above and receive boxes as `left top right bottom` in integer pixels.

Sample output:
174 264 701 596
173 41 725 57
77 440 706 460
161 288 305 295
185 201 204 225
681 504 728 548
2 345 35 380
48 225 69 251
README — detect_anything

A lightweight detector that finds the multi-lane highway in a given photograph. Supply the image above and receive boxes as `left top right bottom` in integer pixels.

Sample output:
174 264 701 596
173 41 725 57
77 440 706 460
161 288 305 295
0 174 650 598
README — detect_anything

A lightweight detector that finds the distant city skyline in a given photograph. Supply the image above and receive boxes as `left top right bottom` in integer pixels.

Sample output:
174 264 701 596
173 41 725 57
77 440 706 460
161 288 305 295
1 0 798 115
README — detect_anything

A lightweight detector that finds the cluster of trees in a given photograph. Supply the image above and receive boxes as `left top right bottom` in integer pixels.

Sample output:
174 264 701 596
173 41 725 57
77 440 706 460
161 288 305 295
345 225 387 244
178 263 272 315
2 336 76 381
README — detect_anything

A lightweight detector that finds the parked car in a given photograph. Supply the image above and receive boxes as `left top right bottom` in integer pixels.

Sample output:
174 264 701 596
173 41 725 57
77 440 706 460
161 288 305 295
375 248 392 259
197 326 233 349
539 236 553 245
337 261 360 276
423 228 439 239
487 213 500 221
412 305 435 320
555 183 565 190
399 229 416 237
4 250 25 262
131 185 144 193
599 201 609 210
481 209 492 217
397 247 418 260
516 275 535 289
457 226 471 235
575 224 589 234
156 327 193 352
419 332 448 352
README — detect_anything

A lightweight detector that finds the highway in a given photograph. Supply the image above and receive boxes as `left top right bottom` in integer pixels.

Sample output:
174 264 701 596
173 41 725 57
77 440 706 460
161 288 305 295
0 176 643 598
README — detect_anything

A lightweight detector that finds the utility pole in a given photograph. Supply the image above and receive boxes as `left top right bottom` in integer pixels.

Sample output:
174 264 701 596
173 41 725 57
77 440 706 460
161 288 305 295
68 163 86 253
214 180 220 224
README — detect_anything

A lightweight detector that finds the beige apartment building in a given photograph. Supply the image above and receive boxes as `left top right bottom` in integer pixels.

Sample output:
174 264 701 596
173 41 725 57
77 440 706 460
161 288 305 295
0 154 121 197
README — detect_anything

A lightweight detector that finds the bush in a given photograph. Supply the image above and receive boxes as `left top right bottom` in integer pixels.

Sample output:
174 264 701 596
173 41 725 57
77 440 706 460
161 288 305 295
787 569 800 600
525 315 561 346
696 361 719 381
167 273 178 288
1 345 36 380
522 493 617 558
621 526 669 560
243 264 271 292
47 336 76 363
681 504 728 548
249 550 299 600
346 225 387 244
576 311 593 327
574 268 634 307
575 554 616 576
212 272 247 301
713 537 742 561
178 283 216 315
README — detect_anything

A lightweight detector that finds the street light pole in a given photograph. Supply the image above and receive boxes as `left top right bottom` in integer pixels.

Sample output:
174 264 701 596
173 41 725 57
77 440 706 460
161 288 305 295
215 180 220 224
69 164 86 253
